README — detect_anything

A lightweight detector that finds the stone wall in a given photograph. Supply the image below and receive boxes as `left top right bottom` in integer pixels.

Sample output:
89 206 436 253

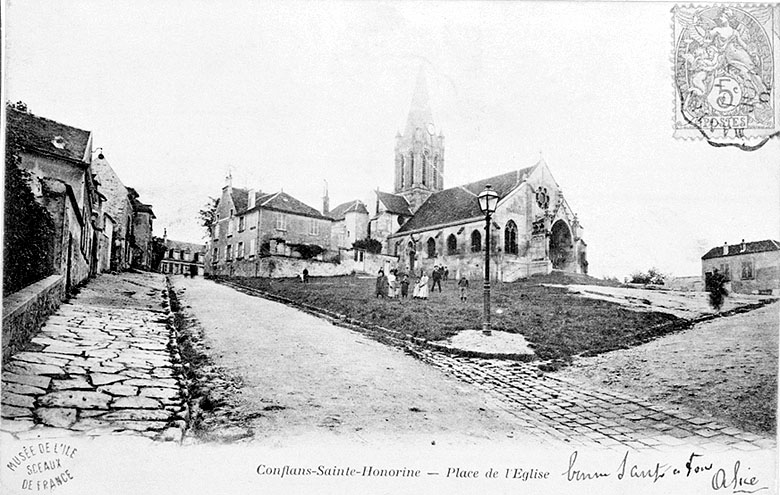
208 251 399 279
2 275 65 360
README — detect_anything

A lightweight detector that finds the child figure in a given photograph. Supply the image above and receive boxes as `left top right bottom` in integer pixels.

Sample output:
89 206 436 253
457 276 469 302
400 274 410 298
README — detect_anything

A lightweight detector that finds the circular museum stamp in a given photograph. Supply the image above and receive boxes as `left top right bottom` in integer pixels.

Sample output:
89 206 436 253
672 4 779 149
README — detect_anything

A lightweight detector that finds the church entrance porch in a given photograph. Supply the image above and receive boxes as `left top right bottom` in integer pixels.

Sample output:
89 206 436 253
549 220 574 271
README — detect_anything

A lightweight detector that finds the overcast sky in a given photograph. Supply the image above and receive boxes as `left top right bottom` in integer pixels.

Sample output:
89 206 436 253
5 1 779 278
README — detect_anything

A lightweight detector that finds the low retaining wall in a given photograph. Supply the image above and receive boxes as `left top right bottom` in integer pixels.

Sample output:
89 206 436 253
2 274 65 361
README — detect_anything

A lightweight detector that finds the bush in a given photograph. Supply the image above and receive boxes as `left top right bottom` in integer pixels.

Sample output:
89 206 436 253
3 155 55 295
628 267 666 285
353 238 383 254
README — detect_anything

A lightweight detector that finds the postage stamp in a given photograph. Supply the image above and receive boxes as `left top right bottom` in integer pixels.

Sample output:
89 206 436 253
672 4 780 148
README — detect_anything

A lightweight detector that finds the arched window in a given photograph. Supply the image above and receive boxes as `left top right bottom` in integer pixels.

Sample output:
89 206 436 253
399 155 405 189
422 153 428 186
409 152 415 184
471 230 482 252
394 241 401 256
505 220 518 255
427 238 436 258
447 234 457 255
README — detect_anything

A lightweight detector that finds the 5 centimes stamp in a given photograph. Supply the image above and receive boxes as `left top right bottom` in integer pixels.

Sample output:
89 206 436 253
673 4 780 149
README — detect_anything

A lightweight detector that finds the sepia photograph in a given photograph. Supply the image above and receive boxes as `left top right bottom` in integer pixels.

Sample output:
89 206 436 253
1 1 778 493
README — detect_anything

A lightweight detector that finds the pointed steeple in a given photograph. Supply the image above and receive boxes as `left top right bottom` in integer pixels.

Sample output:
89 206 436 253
404 66 434 138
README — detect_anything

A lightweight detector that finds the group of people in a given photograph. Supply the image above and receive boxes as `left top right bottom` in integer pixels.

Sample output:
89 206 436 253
375 265 469 302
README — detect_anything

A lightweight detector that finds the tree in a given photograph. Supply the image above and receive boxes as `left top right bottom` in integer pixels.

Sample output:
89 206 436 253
353 238 383 254
628 267 666 285
198 197 219 238
707 269 729 311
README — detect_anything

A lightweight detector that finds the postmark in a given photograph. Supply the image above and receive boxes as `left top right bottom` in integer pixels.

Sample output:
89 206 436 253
672 4 780 149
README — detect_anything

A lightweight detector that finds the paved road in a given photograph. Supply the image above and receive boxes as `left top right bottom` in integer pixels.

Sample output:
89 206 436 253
175 276 543 446
1 272 187 441
178 277 773 451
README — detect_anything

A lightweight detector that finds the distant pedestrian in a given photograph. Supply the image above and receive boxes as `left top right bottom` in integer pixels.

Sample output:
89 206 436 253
387 269 397 299
457 276 469 302
417 271 430 300
444 267 449 281
431 266 442 293
302 268 309 283
707 268 728 311
375 269 388 298
400 274 410 298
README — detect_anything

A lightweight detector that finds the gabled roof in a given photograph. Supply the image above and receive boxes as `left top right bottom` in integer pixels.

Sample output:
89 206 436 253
165 239 206 253
394 165 537 235
702 240 780 260
6 106 91 163
328 200 369 220
259 191 329 219
376 191 413 216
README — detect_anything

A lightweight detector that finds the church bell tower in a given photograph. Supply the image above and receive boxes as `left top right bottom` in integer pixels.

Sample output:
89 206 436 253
394 67 445 213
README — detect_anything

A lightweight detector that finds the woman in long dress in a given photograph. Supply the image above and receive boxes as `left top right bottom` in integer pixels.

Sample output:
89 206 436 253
417 272 430 300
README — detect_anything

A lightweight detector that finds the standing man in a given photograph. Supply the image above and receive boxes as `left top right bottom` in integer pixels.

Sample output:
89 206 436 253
302 268 310 283
431 265 443 293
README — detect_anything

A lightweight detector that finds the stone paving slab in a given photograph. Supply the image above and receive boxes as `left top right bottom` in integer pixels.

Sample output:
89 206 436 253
1 272 187 442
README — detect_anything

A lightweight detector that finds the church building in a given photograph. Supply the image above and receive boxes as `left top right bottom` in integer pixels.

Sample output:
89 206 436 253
370 70 588 281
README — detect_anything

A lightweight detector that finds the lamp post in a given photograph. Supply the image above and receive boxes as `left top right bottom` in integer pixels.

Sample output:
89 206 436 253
478 184 499 336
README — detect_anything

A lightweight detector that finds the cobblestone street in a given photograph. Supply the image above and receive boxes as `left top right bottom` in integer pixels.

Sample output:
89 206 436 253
1 272 187 441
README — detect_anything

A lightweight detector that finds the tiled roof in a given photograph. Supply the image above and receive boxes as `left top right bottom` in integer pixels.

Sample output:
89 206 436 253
377 191 413 216
260 191 329 219
6 106 91 163
165 239 206 253
231 188 249 212
133 200 156 218
328 200 369 220
394 165 537 235
701 240 780 260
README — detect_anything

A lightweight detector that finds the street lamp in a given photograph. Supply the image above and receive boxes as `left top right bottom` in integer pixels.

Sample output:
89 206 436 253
478 184 499 336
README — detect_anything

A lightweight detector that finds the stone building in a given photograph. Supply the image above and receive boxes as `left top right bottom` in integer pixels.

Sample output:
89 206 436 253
128 187 155 270
91 153 135 271
326 198 369 249
159 237 206 276
6 104 103 290
205 181 333 276
369 70 587 281
702 239 780 295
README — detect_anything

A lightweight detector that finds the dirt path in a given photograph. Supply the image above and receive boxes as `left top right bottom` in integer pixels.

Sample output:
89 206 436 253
554 302 778 434
173 276 541 446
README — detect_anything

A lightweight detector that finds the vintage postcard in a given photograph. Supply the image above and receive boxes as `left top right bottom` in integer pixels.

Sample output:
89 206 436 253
1 1 778 494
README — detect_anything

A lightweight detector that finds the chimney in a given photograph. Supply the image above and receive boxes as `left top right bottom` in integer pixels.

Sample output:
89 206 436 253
741 239 746 252
322 180 330 215
248 189 256 209
722 242 728 255
163 228 167 243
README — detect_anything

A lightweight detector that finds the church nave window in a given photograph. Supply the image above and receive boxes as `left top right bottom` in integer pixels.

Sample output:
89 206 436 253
447 234 457 255
505 220 518 255
426 237 436 258
471 230 482 252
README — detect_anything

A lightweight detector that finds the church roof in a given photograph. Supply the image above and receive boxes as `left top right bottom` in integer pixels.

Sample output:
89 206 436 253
403 67 435 138
701 240 780 260
328 200 369 220
393 165 538 235
376 191 413 216
7 106 92 164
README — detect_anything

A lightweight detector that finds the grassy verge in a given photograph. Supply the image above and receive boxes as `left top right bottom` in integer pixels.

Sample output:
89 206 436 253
222 273 684 366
